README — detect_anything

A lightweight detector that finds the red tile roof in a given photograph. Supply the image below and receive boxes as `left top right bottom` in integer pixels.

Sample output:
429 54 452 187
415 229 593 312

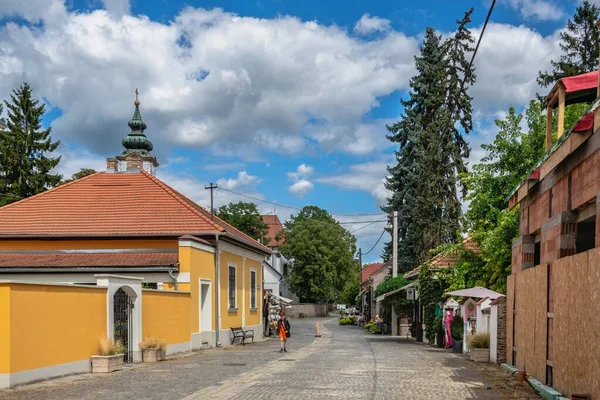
404 237 480 279
361 262 385 282
0 252 178 269
261 215 285 247
0 172 270 254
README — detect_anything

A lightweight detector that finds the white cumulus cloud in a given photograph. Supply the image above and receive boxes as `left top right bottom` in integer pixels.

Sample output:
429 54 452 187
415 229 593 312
216 171 261 190
354 14 392 35
498 0 564 21
318 161 391 207
287 164 314 197
101 0 130 18
0 5 417 161
288 179 314 197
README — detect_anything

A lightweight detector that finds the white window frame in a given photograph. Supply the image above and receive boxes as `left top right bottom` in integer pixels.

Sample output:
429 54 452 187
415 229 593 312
250 268 257 309
228 262 237 309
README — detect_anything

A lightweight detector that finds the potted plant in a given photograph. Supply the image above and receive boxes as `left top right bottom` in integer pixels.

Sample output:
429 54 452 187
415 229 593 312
140 337 167 362
451 314 464 353
467 333 490 362
91 338 126 373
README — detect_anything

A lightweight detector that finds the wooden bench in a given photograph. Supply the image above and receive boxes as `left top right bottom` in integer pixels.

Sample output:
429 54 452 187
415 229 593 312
230 327 254 345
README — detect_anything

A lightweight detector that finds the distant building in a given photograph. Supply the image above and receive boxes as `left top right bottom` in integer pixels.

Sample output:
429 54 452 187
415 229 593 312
260 214 299 302
359 261 391 319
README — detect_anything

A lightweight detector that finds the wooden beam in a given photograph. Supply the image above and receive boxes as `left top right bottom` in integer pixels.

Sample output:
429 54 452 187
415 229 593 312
546 105 553 151
557 86 565 138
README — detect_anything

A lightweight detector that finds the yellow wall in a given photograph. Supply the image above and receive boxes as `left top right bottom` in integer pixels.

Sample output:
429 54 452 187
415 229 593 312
0 285 10 373
142 290 191 345
245 258 262 327
186 246 216 333
219 250 243 329
2 283 107 373
0 238 177 251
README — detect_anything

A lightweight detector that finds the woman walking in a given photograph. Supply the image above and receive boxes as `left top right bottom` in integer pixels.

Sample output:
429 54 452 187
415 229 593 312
277 313 291 352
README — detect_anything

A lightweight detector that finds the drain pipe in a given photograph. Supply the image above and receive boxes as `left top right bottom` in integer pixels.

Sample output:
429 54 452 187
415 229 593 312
168 267 179 291
214 233 221 346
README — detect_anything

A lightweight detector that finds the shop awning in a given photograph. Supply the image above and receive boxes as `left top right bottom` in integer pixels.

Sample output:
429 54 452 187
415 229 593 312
444 287 504 299
268 293 293 304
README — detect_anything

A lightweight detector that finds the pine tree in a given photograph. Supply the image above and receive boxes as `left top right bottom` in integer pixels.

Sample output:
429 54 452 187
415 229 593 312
382 9 475 270
538 0 600 87
0 83 61 206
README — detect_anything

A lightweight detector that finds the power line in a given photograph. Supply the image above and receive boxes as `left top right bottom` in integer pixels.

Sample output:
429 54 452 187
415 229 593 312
361 230 387 256
259 219 387 226
450 0 496 119
349 218 388 234
216 186 386 217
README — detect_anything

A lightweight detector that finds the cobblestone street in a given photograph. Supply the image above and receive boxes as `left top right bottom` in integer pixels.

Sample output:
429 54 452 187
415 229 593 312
0 319 537 400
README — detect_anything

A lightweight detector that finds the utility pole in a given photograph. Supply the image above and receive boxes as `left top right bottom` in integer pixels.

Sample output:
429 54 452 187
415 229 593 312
358 248 363 312
392 211 398 278
392 210 399 336
204 183 218 220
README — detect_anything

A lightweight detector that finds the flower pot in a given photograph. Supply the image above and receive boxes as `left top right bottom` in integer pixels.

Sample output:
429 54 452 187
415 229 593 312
91 354 124 373
142 348 166 362
452 340 463 353
469 348 490 362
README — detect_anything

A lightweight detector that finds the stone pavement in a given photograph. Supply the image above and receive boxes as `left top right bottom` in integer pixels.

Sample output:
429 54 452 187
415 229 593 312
0 318 537 400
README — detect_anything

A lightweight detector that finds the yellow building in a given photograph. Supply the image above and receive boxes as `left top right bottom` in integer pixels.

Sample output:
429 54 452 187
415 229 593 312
0 95 270 387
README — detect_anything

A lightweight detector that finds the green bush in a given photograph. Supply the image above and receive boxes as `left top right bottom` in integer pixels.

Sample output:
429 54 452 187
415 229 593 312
364 323 375 330
339 316 357 325
451 314 463 340
367 322 387 334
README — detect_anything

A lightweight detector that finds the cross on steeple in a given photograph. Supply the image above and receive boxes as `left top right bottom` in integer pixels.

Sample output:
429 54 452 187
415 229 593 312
134 88 139 106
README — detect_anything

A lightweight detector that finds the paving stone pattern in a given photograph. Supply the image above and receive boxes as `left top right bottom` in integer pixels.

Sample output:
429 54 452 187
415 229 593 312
0 319 537 400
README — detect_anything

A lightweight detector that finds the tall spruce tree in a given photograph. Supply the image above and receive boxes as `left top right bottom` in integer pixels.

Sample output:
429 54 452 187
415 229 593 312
538 0 600 87
0 83 61 206
382 10 475 270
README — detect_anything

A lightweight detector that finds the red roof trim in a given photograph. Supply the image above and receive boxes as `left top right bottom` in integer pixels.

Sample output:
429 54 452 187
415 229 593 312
0 252 178 269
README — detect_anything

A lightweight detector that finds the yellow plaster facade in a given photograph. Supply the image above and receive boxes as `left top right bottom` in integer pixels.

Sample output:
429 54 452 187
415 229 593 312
0 237 265 387
142 290 192 346
0 283 107 374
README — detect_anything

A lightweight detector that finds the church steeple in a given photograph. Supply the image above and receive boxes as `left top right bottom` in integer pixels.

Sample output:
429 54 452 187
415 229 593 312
106 89 159 175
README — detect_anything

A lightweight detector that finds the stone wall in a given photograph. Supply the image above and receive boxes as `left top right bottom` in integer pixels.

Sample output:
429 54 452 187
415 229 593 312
495 297 506 364
286 303 328 318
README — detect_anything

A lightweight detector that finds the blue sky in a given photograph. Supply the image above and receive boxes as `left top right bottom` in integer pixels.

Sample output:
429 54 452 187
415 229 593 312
0 0 585 261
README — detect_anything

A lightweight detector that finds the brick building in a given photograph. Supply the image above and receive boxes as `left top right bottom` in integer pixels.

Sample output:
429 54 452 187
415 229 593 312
507 70 600 398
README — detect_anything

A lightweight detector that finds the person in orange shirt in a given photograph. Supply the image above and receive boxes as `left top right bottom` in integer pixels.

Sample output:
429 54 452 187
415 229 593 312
277 313 291 352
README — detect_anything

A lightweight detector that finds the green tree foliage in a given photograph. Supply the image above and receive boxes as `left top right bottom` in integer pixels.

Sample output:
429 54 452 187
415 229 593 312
59 168 97 185
340 261 360 307
279 206 357 303
418 265 445 344
464 103 545 233
0 83 61 206
457 101 550 293
383 9 475 269
216 201 269 241
374 275 409 298
538 0 600 88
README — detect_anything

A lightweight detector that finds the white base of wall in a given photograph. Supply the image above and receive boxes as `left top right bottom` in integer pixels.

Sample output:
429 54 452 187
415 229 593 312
191 332 202 350
0 359 90 389
166 341 190 356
